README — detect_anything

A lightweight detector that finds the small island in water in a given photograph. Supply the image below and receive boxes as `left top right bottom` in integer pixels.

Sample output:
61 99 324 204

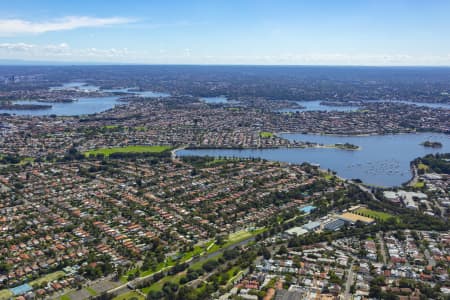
334 142 360 150
421 141 443 148
310 142 360 150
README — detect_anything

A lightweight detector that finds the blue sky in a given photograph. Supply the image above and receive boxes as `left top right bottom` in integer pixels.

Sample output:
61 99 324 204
0 0 449 65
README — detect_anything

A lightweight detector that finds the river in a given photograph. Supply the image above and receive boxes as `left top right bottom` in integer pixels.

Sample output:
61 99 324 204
0 97 121 116
0 82 170 116
278 100 450 112
177 132 449 187
279 101 359 112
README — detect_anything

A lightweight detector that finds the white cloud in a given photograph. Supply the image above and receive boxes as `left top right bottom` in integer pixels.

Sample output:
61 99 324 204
0 42 35 51
0 42 449 65
0 42 134 61
43 43 70 53
0 16 133 36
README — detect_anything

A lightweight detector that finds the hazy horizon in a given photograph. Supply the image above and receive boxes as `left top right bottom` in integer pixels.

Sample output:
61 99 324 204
1 0 450 66
2 60 450 68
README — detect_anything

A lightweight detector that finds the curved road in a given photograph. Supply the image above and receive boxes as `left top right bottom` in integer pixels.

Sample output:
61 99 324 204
107 236 255 298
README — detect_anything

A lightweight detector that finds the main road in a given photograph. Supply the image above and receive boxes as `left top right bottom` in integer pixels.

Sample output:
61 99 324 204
106 236 256 298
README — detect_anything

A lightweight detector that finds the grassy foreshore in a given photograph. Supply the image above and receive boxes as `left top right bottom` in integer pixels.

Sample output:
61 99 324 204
259 131 275 138
84 145 172 157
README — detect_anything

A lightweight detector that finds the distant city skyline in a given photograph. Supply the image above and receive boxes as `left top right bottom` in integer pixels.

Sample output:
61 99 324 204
1 0 450 66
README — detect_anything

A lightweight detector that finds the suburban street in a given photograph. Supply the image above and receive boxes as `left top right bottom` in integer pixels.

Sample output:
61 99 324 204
343 263 355 300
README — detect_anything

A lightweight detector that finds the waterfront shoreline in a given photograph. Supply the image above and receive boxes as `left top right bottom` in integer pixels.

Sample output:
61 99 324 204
176 132 448 187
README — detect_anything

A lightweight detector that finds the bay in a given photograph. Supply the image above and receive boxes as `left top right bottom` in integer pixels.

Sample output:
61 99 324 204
0 96 120 116
177 132 449 187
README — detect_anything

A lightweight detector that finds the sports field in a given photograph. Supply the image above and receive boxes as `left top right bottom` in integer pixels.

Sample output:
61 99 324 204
84 145 172 157
354 208 395 221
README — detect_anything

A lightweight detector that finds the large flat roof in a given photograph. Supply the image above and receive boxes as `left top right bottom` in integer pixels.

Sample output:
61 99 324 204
302 221 321 230
285 227 308 236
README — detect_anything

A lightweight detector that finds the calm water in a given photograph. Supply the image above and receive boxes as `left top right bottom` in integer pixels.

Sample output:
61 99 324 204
178 132 449 187
136 91 171 98
278 100 450 113
1 82 171 116
0 97 120 116
103 87 170 98
49 82 100 92
201 96 228 104
375 100 450 110
278 101 359 112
